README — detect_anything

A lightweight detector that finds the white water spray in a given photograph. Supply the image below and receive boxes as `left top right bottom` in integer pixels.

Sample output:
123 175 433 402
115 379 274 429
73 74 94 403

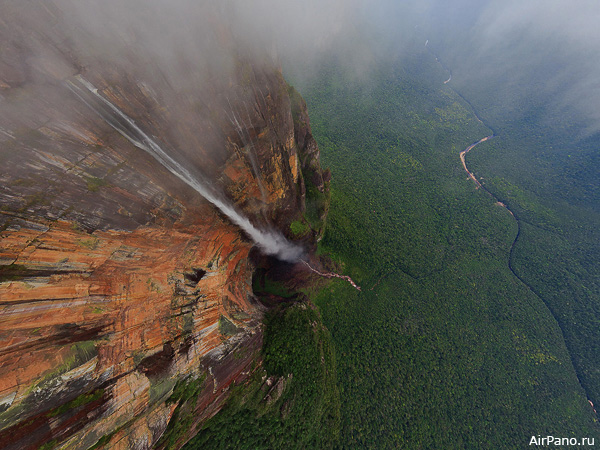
67 76 303 262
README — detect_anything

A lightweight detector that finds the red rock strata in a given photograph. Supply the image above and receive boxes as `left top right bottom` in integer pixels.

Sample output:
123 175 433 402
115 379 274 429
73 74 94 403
0 2 326 448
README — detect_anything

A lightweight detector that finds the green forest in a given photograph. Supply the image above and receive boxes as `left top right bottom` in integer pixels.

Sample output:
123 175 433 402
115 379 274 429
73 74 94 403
290 42 599 448
190 33 599 450
182 301 340 450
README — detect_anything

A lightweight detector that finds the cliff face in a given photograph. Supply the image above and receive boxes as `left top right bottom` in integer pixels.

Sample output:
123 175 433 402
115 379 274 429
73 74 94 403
0 3 325 449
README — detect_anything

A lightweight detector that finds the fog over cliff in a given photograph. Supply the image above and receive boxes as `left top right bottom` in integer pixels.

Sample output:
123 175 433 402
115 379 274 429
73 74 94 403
253 0 600 136
237 0 600 135
4 0 600 134
421 0 600 134
363 0 600 135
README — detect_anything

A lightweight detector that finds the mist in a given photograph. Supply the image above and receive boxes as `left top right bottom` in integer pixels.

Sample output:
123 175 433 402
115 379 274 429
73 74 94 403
238 0 600 136
369 0 600 136
4 0 600 127
423 0 600 135
236 0 600 135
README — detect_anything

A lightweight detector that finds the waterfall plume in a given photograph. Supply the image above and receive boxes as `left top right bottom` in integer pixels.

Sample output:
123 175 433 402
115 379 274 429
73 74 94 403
67 76 303 262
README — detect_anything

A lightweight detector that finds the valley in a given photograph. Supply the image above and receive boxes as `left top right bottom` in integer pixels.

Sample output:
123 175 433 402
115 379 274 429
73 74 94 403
289 41 599 448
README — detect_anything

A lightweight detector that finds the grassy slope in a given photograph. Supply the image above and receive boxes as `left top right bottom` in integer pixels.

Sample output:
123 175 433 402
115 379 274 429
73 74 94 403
291 45 598 448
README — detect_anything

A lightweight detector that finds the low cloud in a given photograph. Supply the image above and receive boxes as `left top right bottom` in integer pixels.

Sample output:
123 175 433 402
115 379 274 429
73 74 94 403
3 0 600 133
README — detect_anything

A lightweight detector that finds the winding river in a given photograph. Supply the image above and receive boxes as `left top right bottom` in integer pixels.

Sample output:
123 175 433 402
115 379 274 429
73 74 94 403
433 46 596 412
460 135 494 189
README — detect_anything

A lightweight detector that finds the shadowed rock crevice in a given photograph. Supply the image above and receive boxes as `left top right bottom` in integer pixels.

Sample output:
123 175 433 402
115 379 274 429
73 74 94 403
183 268 207 286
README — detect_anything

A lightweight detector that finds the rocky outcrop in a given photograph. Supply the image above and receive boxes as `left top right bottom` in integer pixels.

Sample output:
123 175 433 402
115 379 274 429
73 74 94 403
0 2 326 449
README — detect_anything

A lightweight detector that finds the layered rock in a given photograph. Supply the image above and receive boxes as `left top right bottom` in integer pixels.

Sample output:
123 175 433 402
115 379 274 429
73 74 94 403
0 2 325 448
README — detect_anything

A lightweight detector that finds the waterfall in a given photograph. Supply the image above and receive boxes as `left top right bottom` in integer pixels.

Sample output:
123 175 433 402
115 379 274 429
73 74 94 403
66 76 303 262
223 97 267 202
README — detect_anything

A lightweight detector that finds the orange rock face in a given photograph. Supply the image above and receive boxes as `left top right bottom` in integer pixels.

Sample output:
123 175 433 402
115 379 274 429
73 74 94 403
0 2 325 449
0 181 264 449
